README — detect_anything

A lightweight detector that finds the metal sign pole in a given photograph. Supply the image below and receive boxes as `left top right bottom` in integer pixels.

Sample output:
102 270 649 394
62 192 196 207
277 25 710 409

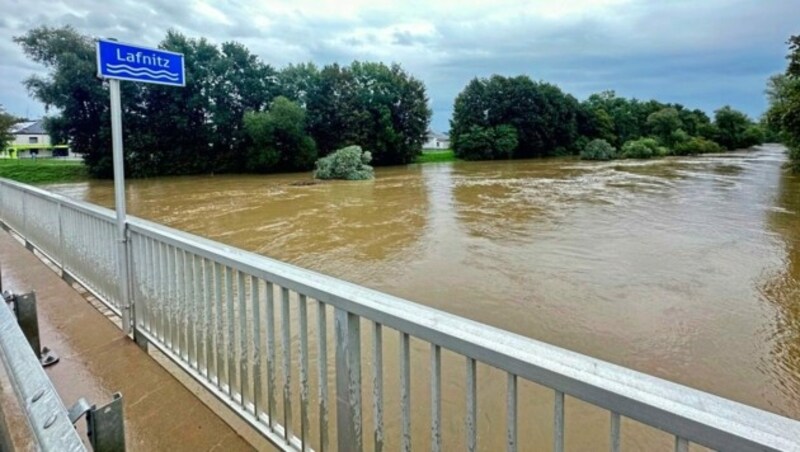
97 38 184 339
109 79 131 334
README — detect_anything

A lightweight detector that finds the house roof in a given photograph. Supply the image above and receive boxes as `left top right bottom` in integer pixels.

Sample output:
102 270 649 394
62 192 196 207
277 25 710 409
427 130 450 140
10 120 47 135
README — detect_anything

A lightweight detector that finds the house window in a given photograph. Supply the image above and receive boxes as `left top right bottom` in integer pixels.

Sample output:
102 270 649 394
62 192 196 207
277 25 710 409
28 137 38 144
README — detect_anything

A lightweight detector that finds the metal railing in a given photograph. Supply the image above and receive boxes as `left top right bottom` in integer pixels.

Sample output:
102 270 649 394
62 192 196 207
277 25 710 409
1 177 799 451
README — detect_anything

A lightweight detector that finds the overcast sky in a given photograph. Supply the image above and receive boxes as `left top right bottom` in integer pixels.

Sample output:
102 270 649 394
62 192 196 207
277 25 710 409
0 0 797 131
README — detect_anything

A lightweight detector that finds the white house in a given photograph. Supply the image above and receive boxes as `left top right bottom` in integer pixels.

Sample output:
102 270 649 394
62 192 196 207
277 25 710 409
8 120 52 158
2 120 77 159
423 131 450 150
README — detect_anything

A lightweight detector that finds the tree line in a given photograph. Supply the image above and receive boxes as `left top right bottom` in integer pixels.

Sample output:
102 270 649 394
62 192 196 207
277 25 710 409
766 35 800 171
14 26 431 178
450 76 766 161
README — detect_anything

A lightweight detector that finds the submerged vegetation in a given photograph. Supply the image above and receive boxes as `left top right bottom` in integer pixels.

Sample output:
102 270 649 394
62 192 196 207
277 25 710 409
314 146 374 180
450 75 766 162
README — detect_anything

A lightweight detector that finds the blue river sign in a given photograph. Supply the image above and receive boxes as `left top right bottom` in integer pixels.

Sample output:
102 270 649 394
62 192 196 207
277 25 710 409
96 39 185 87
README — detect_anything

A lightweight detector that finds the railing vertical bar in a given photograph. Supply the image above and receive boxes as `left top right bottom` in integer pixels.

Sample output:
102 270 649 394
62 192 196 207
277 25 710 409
137 235 153 333
400 332 411 452
226 265 235 398
204 258 214 379
188 253 198 369
251 276 262 418
130 233 140 330
431 344 441 452
192 255 206 372
507 373 517 452
164 245 177 352
373 322 384 452
150 237 158 338
175 248 188 359
317 301 328 452
158 241 167 343
239 271 248 407
675 437 689 452
214 262 223 389
466 357 477 452
281 286 293 443
335 309 362 452
150 238 159 339
554 390 565 452
610 412 621 452
266 282 276 429
299 294 309 451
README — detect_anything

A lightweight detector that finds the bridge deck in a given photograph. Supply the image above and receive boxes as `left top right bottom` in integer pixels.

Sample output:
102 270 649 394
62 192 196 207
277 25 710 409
0 228 265 451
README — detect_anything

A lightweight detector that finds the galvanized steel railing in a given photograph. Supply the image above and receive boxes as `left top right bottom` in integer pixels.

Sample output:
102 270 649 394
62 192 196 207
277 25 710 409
1 177 800 451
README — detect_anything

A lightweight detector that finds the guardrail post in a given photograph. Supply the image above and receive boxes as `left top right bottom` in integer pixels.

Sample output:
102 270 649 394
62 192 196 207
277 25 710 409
68 393 126 451
11 292 59 367
335 308 363 452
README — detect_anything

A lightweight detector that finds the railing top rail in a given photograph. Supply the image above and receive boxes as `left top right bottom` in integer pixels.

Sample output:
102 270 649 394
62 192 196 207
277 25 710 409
0 301 85 451
0 178 115 222
127 213 800 451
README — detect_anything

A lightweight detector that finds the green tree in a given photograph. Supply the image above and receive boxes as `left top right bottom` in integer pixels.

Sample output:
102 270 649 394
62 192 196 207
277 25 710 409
14 26 111 176
349 62 431 165
450 75 579 159
0 106 18 151
278 63 320 107
244 96 317 172
714 106 760 150
307 62 431 165
453 124 518 160
646 108 683 145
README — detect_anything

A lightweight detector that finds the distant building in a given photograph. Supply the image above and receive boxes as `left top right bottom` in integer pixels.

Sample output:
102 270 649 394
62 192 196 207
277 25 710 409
2 120 76 159
423 131 450 150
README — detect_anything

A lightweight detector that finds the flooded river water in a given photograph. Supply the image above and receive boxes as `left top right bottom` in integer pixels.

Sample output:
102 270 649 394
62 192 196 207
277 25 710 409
50 144 800 449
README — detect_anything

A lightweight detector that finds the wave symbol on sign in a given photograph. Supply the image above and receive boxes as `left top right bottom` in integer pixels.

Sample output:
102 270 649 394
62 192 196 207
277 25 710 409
106 63 180 81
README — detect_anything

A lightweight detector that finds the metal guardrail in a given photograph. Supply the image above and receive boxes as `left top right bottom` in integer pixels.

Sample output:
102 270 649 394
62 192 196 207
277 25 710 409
0 281 126 451
0 291 85 451
2 177 800 451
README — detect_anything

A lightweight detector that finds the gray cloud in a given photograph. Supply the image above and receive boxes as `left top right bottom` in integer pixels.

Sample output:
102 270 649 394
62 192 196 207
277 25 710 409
0 0 797 131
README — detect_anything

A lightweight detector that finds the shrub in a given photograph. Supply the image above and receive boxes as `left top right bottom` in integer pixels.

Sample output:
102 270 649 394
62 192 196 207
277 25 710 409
453 124 518 160
580 139 617 161
314 145 374 180
621 137 661 159
741 125 765 148
674 137 724 155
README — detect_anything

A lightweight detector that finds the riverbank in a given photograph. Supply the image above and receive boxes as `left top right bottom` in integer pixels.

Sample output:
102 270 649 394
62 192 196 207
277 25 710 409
415 149 456 163
0 159 88 184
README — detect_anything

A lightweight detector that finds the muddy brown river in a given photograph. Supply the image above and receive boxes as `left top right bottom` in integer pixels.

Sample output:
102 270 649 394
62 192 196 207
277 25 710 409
49 144 800 450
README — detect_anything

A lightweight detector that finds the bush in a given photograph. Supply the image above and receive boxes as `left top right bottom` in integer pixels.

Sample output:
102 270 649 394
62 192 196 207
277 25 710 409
453 124 518 160
669 129 690 148
741 125 765 148
314 145 374 180
674 137 724 155
580 139 617 160
621 137 662 159
244 97 318 173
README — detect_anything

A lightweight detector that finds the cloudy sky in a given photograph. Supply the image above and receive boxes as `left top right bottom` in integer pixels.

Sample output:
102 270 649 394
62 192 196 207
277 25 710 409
0 0 797 131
